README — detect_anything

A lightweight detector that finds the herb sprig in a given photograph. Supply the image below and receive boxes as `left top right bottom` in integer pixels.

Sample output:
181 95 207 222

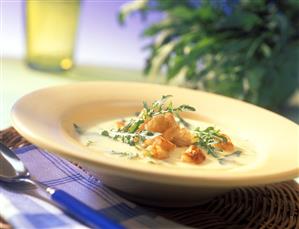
192 127 242 164
73 123 84 134
218 151 242 165
99 129 159 146
144 95 196 117
193 127 227 158
110 150 139 159
121 95 195 132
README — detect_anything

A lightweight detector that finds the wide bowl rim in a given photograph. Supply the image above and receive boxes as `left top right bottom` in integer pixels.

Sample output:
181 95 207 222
11 81 299 187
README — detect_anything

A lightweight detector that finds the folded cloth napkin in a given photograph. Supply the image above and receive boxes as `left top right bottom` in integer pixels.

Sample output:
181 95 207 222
0 145 184 229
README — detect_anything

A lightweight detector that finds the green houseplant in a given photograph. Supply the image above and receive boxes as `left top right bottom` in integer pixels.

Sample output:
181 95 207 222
119 0 299 110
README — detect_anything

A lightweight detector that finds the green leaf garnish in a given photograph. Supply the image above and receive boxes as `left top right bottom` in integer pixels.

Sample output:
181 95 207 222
143 101 149 110
99 129 160 146
192 126 228 158
174 104 196 112
110 150 139 159
73 123 83 135
120 95 195 133
128 119 144 133
218 151 242 165
86 140 94 146
101 130 109 137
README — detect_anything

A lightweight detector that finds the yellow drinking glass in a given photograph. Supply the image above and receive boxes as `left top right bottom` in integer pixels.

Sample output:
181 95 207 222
26 0 80 72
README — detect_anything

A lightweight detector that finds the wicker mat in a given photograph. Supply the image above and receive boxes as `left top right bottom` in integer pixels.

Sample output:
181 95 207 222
0 127 298 229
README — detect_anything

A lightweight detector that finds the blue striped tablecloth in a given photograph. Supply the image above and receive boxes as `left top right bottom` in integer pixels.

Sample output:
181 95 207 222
0 145 186 229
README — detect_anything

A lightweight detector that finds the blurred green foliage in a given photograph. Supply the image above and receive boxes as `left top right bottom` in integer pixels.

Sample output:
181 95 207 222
120 0 299 110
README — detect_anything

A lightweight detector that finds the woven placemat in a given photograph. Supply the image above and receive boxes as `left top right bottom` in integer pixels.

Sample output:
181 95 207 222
1 127 298 229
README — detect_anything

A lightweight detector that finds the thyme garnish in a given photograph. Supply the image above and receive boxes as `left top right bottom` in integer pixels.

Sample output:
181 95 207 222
86 140 94 146
218 151 242 165
146 159 160 164
175 113 191 128
110 150 139 159
192 127 227 158
193 127 242 164
121 95 196 133
99 129 159 146
73 123 83 134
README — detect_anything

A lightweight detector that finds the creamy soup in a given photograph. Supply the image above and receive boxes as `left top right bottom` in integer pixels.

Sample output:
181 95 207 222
76 117 257 170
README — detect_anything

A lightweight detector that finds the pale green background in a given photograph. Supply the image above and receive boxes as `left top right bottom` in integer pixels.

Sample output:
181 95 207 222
1 59 146 129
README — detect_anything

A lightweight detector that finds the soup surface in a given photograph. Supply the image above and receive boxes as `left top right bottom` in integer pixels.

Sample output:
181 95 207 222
77 117 257 170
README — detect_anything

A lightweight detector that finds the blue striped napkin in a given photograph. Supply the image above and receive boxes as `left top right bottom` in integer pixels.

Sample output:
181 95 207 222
0 145 185 229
